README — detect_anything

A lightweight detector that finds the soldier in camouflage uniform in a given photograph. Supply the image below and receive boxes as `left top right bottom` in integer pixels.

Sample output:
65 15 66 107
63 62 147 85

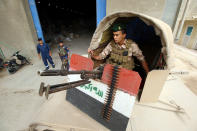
89 23 149 73
58 41 70 70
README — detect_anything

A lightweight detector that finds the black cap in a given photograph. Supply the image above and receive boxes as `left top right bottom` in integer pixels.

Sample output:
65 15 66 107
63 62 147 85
38 38 42 41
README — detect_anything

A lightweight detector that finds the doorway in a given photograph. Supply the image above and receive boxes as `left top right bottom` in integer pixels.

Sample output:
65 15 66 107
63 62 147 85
34 0 96 46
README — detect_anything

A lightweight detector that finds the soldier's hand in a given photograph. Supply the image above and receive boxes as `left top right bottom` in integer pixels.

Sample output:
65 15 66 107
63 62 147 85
88 48 94 55
141 60 149 74
38 54 41 60
92 55 102 60
93 55 100 60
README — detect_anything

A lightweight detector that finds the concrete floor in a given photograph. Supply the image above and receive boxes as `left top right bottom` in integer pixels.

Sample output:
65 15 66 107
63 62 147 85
0 34 92 131
0 34 197 131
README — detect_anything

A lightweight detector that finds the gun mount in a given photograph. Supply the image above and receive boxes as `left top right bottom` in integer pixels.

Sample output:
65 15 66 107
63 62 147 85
38 67 103 99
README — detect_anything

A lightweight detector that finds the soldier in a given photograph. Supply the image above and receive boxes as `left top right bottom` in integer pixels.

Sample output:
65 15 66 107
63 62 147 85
58 40 70 70
88 23 149 73
37 38 55 70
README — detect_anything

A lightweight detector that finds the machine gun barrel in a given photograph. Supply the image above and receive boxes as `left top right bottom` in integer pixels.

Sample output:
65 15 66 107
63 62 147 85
38 66 104 99
38 70 101 76
39 80 91 99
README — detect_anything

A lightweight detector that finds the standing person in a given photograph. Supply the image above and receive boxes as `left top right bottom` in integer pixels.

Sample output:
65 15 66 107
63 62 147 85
88 23 149 74
37 38 55 70
58 40 70 70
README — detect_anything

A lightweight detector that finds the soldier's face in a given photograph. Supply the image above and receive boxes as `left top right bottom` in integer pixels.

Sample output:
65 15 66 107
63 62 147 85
113 31 126 44
39 40 43 45
59 43 63 47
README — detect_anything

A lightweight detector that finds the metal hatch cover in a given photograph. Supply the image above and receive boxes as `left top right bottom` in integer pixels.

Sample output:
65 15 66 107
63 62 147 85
140 70 169 103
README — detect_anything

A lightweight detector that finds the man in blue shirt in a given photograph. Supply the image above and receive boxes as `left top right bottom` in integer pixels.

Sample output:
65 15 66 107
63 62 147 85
37 38 55 70
58 40 69 70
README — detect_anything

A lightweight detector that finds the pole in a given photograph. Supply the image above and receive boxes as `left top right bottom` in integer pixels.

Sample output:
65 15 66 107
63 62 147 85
96 0 106 27
28 0 45 42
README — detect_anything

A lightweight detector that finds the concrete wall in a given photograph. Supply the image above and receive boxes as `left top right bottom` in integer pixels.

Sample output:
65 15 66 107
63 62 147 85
106 0 182 31
186 0 197 19
173 0 197 39
174 0 197 49
0 0 37 59
106 0 166 19
161 0 181 30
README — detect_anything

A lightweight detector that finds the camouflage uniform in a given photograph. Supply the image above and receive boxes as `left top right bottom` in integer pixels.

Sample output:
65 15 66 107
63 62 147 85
99 39 144 70
58 45 69 70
